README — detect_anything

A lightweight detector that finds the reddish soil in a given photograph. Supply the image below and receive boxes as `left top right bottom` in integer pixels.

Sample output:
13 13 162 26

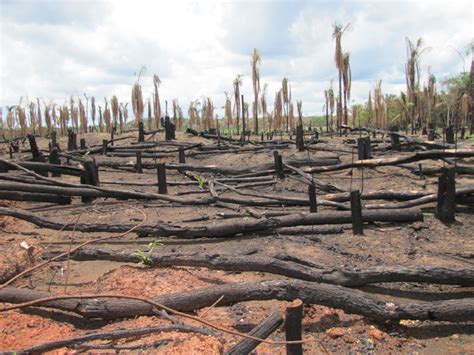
0 131 473 354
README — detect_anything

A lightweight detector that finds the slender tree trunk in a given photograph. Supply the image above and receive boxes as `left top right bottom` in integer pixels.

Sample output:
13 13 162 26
338 71 343 130
325 101 329 132
470 56 474 135
343 89 348 126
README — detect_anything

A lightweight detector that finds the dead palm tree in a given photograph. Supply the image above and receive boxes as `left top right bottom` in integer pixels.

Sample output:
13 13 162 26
70 97 78 132
374 80 386 129
288 86 295 130
147 98 152 130
103 98 111 132
324 89 329 131
251 48 261 134
332 23 350 130
461 93 470 128
260 83 268 132
120 103 129 129
98 105 103 132
224 92 233 131
78 99 86 133
91 97 96 129
111 95 119 130
328 83 335 131
132 67 145 123
282 78 290 131
274 90 283 131
153 75 162 130
28 101 36 135
233 74 242 134
367 91 373 128
37 98 43 136
296 100 303 127
425 73 436 127
405 37 425 132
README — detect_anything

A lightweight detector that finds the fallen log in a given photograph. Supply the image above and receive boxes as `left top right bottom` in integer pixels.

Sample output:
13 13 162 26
283 163 345 192
0 160 84 176
212 181 349 209
365 186 474 209
399 163 474 176
98 157 340 176
0 181 214 205
0 206 423 237
0 191 71 205
1 281 473 322
304 149 474 174
323 189 433 202
19 324 211 354
44 248 474 287
225 310 283 355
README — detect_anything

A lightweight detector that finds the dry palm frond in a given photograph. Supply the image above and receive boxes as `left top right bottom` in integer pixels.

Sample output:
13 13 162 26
6 106 16 133
251 48 261 133
374 80 386 129
111 96 119 129
132 82 144 123
70 97 78 131
274 90 283 131
120 102 128 129
367 91 373 128
91 97 96 128
28 102 36 134
44 101 51 133
172 99 183 130
224 92 233 129
208 98 215 130
131 67 145 124
17 105 27 136
328 82 335 130
296 100 303 127
79 99 86 133
103 98 111 132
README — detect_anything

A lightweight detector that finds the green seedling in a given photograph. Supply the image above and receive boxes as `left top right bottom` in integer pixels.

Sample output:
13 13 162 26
135 240 162 266
195 175 206 189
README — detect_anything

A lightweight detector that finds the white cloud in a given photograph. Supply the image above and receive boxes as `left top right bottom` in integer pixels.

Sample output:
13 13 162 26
0 0 472 118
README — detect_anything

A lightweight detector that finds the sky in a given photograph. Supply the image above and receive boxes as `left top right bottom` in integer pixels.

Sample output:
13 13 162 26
0 0 472 117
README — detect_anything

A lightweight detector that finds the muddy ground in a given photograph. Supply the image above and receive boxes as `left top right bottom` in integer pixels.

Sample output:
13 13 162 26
0 131 473 354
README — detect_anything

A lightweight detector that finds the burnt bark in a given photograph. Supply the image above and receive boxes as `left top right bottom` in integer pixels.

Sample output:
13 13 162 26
225 310 283 354
304 149 474 174
43 249 474 287
1 281 473 322
0 205 423 238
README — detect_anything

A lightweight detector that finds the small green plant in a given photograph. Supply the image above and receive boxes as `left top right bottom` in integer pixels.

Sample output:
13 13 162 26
135 240 162 265
195 175 206 189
